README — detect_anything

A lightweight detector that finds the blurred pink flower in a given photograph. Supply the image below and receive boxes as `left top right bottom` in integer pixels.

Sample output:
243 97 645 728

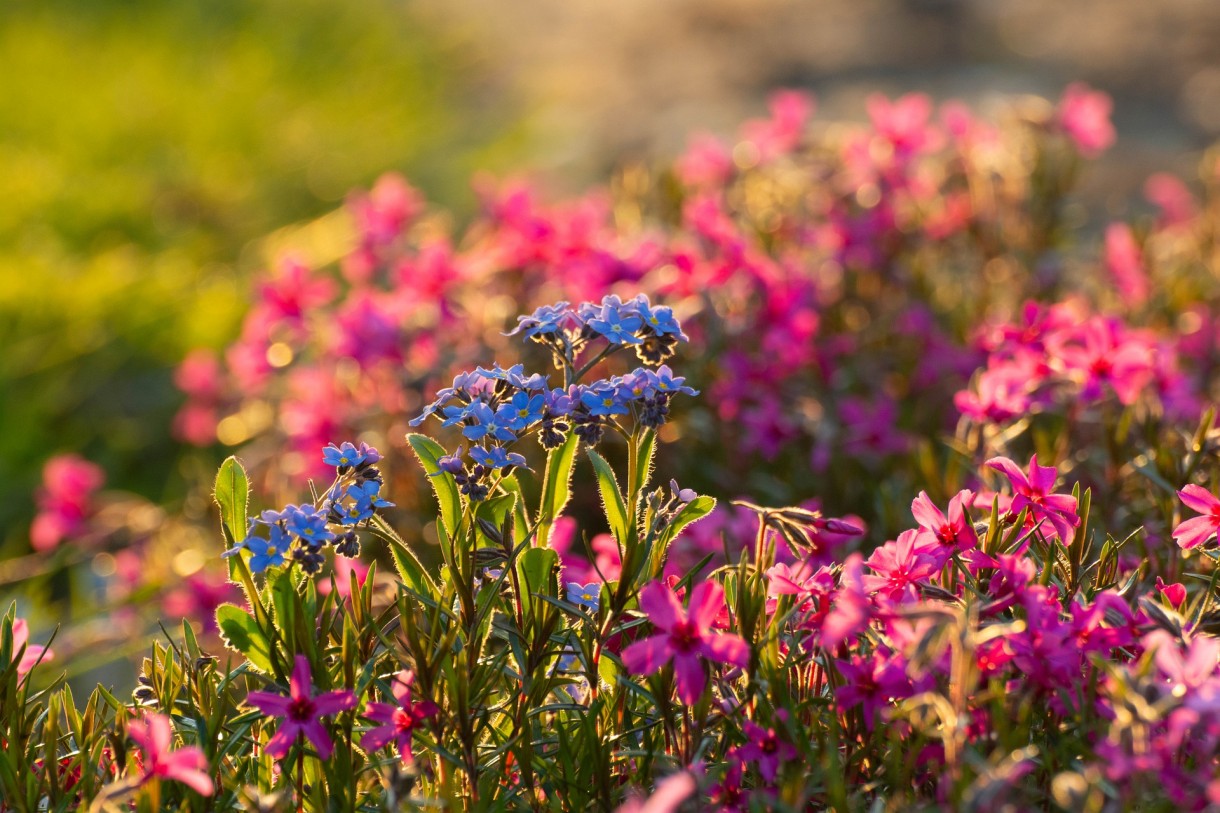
1056 83 1115 158
11 618 53 677
31 454 104 552
128 713 214 796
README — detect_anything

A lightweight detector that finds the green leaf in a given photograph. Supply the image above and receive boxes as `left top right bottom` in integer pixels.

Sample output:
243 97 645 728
587 449 629 544
407 433 461 538
212 456 249 548
515 547 559 619
475 493 517 546
368 515 436 595
215 604 273 673
660 496 717 545
630 428 656 499
499 474 532 545
537 433 579 548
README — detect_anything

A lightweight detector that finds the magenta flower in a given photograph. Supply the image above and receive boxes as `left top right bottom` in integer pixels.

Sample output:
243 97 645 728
622 581 750 704
360 670 437 763
1055 82 1115 158
862 530 939 601
246 655 357 760
128 713 214 796
822 553 871 649
10 618 53 677
30 454 104 552
738 719 796 782
614 770 698 813
986 454 1079 542
1172 485 1220 550
911 489 977 556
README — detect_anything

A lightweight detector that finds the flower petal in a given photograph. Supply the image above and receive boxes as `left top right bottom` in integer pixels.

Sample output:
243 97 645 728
638 582 684 631
1179 484 1220 515
701 633 750 668
687 581 725 632
246 691 291 717
671 654 706 704
622 634 672 676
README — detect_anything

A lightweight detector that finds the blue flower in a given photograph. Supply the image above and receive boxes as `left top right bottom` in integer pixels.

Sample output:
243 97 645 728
469 445 527 471
461 402 517 442
587 305 644 346
638 303 688 340
653 365 699 396
616 369 658 402
430 446 466 477
322 441 365 468
506 302 572 338
580 385 628 417
347 480 394 514
284 504 335 546
496 391 546 431
566 582 601 611
245 526 289 574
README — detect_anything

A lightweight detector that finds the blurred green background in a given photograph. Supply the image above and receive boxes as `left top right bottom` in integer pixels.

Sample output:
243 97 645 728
0 0 523 544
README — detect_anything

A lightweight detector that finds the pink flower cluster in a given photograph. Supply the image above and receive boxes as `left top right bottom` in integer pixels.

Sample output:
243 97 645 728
176 84 1146 529
955 300 1199 425
30 454 104 552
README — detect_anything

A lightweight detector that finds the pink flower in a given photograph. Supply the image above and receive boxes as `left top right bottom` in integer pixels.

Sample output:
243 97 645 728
1144 172 1197 229
246 655 357 760
1056 82 1115 158
862 530 939 601
738 719 796 782
11 618 53 677
822 553 871 649
31 454 105 552
615 770 698 813
1172 484 1220 550
622 581 750 704
911 490 977 557
986 455 1079 542
127 713 214 796
360 670 437 763
1156 577 1187 610
1104 223 1149 308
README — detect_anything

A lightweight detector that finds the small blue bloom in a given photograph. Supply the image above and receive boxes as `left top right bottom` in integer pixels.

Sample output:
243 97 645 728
587 306 644 346
616 369 658 402
461 402 512 441
638 304 687 340
245 526 289 574
653 365 699 396
469 445 528 471
506 302 572 338
322 441 365 468
284 504 335 546
430 446 466 477
496 391 547 431
566 582 601 611
348 480 394 512
441 402 474 429
581 385 628 417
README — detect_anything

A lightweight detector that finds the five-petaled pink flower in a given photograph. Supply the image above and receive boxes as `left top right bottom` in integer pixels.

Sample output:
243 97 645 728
911 489 977 556
128 713 215 796
622 581 750 704
11 618 53 677
361 669 438 763
986 455 1079 542
246 655 357 760
1172 484 1220 550
738 719 797 782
